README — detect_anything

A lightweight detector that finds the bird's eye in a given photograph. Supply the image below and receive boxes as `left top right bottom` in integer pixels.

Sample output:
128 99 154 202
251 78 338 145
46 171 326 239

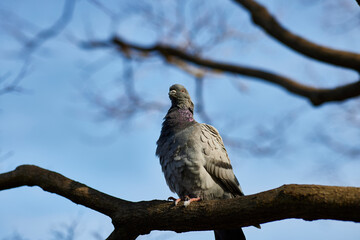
181 89 185 93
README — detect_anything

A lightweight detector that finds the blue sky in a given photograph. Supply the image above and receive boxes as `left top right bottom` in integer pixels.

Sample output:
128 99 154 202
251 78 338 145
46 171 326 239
1 0 360 239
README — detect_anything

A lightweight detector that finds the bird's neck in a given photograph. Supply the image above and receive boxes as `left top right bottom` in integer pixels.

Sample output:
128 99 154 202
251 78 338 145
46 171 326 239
161 107 195 134
157 107 196 148
166 107 194 123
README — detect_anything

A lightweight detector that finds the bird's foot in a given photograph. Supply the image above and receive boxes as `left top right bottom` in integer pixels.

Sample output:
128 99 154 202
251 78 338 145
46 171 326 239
167 196 182 206
183 196 201 207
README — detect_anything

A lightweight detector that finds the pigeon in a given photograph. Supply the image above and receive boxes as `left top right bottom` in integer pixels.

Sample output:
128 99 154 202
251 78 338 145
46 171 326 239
156 84 253 240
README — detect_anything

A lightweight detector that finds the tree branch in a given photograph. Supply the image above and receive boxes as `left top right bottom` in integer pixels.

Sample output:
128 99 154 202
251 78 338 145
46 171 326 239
1 165 360 239
233 0 360 72
0 165 129 217
82 37 360 106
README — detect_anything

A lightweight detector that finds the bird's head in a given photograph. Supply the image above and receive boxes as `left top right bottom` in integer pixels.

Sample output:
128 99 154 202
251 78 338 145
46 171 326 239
168 84 194 112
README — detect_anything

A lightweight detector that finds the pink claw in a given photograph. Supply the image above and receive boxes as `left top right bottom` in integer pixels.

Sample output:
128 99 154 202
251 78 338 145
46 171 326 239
167 196 182 206
184 196 201 207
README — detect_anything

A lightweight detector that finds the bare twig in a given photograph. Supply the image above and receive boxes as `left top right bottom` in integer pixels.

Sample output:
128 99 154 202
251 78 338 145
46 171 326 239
84 58 166 122
0 0 75 97
317 131 360 158
0 8 40 44
87 0 117 20
194 77 212 124
23 0 76 55
0 60 31 96
51 218 79 240
0 150 14 162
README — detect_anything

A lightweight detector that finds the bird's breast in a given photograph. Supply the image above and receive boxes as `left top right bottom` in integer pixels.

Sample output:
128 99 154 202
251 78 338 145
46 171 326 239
158 126 218 197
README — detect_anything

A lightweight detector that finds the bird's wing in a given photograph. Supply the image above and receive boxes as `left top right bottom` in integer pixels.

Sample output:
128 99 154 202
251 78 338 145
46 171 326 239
200 124 244 196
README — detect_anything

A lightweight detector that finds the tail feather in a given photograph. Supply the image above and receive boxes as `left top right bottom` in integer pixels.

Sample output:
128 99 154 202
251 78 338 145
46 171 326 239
214 228 246 240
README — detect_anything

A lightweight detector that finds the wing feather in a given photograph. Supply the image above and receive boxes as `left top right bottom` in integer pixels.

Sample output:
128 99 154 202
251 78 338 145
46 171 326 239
201 124 244 196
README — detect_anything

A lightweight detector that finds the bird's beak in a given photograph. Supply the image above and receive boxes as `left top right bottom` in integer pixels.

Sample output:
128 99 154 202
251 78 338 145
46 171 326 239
169 89 176 97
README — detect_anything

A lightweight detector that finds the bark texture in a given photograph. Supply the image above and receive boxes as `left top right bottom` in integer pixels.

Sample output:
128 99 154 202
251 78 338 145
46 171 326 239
1 165 359 239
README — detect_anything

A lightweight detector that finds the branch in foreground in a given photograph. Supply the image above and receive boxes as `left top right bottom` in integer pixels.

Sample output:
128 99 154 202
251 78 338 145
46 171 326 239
82 37 360 106
1 165 360 239
233 0 360 72
0 164 129 217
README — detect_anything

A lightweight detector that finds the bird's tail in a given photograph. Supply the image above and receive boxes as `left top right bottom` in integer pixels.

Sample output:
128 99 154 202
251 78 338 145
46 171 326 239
214 228 246 240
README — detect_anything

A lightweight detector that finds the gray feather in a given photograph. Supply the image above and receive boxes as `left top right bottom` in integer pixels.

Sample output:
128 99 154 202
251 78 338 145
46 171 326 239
156 84 250 239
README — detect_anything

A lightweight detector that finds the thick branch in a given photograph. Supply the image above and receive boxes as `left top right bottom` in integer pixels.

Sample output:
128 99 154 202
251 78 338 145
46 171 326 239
83 37 360 106
1 165 360 239
113 184 360 237
233 0 360 72
0 165 129 217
